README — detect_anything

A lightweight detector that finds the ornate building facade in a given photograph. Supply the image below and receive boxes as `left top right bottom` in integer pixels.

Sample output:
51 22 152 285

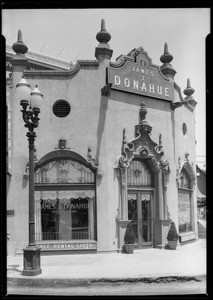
6 20 198 255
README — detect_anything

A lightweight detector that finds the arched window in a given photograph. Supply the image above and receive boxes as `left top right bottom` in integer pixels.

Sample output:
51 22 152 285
34 159 95 184
34 157 96 243
127 159 153 187
178 168 193 233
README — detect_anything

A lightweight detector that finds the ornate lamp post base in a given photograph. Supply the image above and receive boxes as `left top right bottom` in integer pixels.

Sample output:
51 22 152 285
22 245 42 276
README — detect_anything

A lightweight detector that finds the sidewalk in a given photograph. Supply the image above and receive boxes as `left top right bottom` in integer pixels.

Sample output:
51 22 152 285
7 239 206 287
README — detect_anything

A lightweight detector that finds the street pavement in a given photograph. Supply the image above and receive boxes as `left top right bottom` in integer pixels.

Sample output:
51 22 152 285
7 238 206 288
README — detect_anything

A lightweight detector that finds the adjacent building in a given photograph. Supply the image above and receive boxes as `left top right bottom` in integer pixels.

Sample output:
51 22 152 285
196 165 206 219
6 20 198 255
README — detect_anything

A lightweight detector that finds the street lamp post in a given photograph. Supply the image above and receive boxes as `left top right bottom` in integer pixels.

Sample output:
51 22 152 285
16 76 43 276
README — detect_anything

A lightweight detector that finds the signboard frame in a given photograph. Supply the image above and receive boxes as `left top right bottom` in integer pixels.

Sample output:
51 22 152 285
107 48 174 101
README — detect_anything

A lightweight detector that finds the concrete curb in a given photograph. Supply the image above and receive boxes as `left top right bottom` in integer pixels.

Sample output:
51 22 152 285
7 275 204 288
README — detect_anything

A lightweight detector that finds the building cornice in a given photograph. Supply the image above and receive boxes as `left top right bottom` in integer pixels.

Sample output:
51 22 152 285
23 60 100 77
6 43 71 71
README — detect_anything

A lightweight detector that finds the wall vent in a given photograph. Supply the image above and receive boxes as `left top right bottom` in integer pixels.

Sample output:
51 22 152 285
53 100 71 118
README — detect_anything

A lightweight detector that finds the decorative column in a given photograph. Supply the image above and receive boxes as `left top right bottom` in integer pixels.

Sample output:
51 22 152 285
160 160 171 219
119 129 129 220
157 170 164 219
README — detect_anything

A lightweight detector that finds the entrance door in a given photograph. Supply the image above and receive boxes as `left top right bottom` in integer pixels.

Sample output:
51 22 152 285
128 191 153 248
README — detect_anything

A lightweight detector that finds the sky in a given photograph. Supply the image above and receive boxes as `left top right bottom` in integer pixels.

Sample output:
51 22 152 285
2 8 209 164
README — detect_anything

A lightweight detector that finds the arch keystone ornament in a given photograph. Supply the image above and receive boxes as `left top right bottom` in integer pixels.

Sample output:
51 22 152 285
118 102 164 169
116 103 171 250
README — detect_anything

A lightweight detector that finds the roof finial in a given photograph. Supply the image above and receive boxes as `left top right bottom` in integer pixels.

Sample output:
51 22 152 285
135 102 152 134
160 42 173 64
184 78 195 97
160 42 176 80
12 29 28 54
140 102 148 122
96 18 111 44
101 19 106 31
187 78 191 89
95 19 113 61
17 30 23 42
164 42 169 54
123 128 127 144
183 78 197 108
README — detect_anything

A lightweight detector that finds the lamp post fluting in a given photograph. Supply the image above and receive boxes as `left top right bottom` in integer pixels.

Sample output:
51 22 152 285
16 76 43 276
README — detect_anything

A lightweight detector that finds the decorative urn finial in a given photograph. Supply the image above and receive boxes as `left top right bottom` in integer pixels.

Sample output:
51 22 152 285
122 129 127 144
140 102 148 122
160 42 173 64
101 18 106 31
12 29 28 54
135 102 152 134
18 30 23 42
183 78 195 97
96 18 111 44
160 42 176 79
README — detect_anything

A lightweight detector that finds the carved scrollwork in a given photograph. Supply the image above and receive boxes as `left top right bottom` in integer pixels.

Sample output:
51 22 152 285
55 137 70 150
155 134 164 154
118 155 128 168
160 159 170 174
160 159 170 187
116 103 164 170
87 146 99 169
139 146 149 158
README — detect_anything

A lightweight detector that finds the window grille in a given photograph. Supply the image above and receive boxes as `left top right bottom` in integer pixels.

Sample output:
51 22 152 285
52 100 71 118
178 168 193 233
127 160 153 187
35 159 95 184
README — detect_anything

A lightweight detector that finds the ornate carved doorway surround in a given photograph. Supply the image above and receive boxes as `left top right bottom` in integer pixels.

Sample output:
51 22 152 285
116 103 171 250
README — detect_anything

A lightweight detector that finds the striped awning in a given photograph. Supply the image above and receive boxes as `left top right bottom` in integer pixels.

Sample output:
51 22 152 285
35 190 95 201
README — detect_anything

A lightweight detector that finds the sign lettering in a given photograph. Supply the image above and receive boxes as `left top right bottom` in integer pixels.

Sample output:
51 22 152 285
38 242 97 250
108 50 174 101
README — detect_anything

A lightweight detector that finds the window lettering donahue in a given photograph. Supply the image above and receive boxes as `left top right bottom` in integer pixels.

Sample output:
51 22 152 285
35 160 95 184
127 160 152 187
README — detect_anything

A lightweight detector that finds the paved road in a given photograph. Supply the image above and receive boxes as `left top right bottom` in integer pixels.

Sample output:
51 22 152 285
7 276 207 296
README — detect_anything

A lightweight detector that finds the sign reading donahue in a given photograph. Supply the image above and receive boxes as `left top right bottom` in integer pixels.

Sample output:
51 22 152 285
108 48 174 101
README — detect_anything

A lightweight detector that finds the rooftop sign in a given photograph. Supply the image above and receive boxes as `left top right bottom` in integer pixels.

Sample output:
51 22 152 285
108 48 174 101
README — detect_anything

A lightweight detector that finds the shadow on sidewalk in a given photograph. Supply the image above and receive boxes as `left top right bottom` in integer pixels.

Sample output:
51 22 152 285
7 265 21 273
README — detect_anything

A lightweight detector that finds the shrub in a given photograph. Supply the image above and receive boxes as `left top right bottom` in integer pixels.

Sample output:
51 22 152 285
124 222 136 244
167 221 179 241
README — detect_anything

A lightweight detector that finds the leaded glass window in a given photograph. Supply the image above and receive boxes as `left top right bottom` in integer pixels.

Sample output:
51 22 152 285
177 169 191 189
127 160 153 187
178 168 193 233
35 159 95 184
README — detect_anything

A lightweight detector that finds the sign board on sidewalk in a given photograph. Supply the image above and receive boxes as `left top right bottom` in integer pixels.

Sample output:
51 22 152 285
37 241 97 251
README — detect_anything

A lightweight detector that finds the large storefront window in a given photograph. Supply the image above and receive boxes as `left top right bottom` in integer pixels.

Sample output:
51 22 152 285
34 159 96 242
178 168 193 233
34 159 95 184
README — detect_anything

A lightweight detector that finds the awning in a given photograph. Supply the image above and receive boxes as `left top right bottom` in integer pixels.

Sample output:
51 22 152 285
35 190 95 201
197 188 206 199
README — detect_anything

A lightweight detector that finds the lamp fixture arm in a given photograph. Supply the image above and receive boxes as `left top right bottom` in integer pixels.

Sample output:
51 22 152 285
21 108 40 132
